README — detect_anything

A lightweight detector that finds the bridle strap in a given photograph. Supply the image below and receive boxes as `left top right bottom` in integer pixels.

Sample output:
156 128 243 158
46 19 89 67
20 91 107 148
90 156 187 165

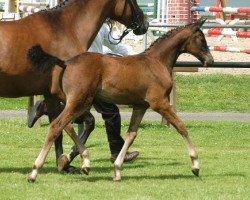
107 20 131 45
108 0 143 45
127 0 143 30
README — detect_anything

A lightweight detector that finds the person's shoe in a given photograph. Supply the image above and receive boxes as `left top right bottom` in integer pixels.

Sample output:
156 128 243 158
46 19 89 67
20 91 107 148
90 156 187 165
110 151 139 163
28 100 46 128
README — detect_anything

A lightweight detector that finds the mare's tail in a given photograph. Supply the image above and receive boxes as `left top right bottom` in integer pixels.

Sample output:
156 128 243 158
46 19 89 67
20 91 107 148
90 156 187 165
27 44 66 73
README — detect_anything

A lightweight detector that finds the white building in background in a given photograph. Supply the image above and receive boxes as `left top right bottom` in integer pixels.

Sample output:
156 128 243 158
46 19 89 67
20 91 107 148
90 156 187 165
0 0 58 20
0 0 57 13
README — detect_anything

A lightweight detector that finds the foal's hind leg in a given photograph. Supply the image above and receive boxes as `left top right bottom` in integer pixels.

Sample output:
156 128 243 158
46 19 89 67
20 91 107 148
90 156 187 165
58 111 95 172
63 123 90 175
28 103 90 182
151 98 199 176
57 111 94 172
44 96 64 164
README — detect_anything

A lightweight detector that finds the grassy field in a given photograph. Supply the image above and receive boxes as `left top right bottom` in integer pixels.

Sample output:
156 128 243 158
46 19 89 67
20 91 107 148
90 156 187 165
0 74 249 112
176 74 250 112
0 119 249 200
0 74 249 199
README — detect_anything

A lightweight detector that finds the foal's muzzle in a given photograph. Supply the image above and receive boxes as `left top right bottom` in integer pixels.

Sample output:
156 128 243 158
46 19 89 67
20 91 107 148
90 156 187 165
202 54 214 67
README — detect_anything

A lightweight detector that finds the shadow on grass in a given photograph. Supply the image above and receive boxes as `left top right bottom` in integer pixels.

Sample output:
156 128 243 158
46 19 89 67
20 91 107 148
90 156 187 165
0 156 193 176
0 165 246 183
73 171 246 182
0 161 146 175
0 166 58 175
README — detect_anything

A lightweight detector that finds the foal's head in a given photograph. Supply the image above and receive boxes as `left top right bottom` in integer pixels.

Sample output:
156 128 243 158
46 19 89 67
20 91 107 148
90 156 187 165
181 19 214 66
112 0 148 35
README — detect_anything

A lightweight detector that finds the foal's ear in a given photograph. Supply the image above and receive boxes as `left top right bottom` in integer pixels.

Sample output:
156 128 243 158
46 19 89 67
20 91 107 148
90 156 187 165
196 18 207 27
191 18 206 32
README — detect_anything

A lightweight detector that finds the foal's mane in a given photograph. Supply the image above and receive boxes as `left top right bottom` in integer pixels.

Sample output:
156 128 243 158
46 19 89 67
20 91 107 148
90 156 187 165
144 23 194 52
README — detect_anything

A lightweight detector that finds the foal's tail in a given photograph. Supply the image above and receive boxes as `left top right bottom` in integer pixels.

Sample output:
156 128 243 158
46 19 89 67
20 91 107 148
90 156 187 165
27 44 67 73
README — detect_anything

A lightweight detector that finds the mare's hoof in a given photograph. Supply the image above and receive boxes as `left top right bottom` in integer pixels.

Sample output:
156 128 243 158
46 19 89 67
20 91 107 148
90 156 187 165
63 165 82 174
57 154 70 172
82 167 90 175
192 168 199 177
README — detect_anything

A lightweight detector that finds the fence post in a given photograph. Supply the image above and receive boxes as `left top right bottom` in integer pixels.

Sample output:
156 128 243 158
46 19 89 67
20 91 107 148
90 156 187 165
154 0 158 19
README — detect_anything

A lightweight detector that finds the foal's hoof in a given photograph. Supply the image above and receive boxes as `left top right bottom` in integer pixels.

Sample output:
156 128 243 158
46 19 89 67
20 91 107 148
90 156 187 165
57 154 70 172
82 167 90 175
27 176 36 183
192 168 200 177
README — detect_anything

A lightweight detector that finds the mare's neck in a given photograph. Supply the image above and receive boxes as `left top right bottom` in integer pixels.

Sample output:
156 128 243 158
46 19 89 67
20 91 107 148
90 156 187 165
145 28 192 69
42 0 114 56
64 0 114 51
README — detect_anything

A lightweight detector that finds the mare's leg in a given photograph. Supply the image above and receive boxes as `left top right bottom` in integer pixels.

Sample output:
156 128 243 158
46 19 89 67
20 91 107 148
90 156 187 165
77 112 95 145
150 98 199 176
113 106 147 181
28 102 90 182
57 111 95 171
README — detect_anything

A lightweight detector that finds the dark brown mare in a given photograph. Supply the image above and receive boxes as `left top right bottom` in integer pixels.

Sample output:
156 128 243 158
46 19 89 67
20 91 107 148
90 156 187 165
0 0 148 172
27 19 214 182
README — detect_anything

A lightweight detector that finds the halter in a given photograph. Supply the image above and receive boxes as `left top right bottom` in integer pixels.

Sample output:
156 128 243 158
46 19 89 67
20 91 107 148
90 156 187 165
108 0 144 45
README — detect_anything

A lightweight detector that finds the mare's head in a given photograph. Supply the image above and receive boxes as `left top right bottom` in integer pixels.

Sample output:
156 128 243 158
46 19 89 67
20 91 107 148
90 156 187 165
181 19 214 66
112 0 148 35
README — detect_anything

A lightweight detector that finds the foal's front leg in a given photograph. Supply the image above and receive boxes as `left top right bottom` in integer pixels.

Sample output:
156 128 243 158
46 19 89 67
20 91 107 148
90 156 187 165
113 106 147 181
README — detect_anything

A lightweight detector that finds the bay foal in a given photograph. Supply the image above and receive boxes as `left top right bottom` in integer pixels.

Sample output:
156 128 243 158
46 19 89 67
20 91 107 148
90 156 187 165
27 19 214 182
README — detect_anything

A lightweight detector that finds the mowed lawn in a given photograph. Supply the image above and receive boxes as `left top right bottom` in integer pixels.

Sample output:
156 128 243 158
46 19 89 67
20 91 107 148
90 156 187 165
0 74 249 199
0 119 249 200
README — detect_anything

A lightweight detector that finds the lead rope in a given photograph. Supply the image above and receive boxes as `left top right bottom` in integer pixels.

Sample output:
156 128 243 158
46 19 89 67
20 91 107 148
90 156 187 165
107 20 132 45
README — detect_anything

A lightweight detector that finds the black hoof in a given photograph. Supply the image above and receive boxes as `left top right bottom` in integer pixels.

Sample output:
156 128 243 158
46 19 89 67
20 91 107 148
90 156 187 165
192 168 199 177
63 165 82 174
82 167 90 175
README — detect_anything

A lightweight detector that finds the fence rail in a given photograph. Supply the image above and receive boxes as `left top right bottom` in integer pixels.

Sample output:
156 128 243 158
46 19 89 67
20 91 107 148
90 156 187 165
175 61 250 68
191 6 250 14
149 23 250 29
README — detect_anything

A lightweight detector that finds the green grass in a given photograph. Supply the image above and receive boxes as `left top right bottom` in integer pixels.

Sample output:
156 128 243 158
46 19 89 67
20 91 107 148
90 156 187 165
0 119 249 199
176 74 250 112
0 74 249 112
0 97 28 110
